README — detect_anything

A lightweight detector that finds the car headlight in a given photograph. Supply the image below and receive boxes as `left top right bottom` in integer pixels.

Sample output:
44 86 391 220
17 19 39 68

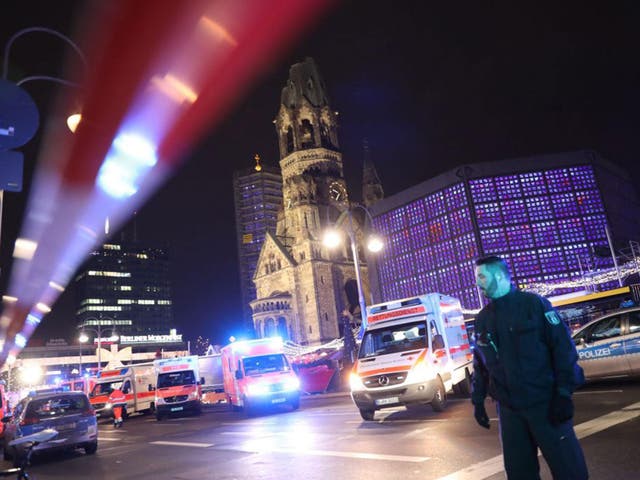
406 359 432 383
189 390 199 400
155 396 165 405
282 376 300 392
247 383 270 396
104 402 112 410
349 372 365 391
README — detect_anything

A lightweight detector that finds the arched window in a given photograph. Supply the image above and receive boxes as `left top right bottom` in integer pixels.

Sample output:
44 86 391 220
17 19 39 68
300 119 314 149
277 317 289 340
264 318 277 337
286 126 294 154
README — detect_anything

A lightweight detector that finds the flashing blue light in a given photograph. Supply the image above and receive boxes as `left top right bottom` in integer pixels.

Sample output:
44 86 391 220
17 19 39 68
26 313 41 326
97 132 158 199
15 333 26 348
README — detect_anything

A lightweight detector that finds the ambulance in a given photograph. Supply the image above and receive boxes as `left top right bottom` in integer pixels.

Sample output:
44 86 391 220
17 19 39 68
198 354 227 405
221 337 300 416
88 362 156 418
350 293 473 421
154 356 202 420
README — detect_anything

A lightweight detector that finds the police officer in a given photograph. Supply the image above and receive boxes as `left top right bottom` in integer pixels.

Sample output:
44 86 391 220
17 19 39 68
471 255 588 480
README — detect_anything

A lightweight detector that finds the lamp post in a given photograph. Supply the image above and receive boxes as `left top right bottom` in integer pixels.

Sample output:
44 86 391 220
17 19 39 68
323 203 383 336
78 321 119 374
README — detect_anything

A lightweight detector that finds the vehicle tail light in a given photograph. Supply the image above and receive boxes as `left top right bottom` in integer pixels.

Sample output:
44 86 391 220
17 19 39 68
20 416 40 426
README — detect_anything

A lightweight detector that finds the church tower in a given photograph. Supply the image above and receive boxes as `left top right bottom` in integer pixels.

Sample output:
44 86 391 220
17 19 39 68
251 58 370 345
361 139 384 207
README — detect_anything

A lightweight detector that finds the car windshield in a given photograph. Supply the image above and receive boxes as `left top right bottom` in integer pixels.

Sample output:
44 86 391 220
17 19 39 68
90 381 122 398
243 354 288 376
158 370 196 388
27 395 89 419
358 321 427 358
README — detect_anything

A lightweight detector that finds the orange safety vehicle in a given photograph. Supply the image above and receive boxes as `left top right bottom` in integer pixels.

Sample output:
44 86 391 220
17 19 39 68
88 363 156 418
221 338 300 416
154 356 202 420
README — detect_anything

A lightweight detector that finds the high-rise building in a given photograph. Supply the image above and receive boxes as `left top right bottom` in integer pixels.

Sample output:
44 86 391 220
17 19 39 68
369 150 640 309
233 154 283 332
74 242 174 335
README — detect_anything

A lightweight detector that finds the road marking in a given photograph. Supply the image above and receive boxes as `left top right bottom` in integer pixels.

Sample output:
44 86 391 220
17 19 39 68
98 437 121 442
150 441 214 448
574 389 622 395
242 447 430 463
435 400 640 480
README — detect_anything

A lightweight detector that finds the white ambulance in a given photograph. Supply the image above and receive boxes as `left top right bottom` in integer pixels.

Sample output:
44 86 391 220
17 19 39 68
350 293 473 421
89 362 157 418
154 356 202 420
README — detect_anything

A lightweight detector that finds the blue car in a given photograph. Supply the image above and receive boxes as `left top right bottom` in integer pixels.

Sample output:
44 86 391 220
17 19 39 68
572 307 640 381
2 391 98 464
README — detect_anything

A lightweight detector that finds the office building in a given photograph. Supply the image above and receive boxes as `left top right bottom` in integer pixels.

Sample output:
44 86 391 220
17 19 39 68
233 155 283 332
74 242 174 335
369 150 640 309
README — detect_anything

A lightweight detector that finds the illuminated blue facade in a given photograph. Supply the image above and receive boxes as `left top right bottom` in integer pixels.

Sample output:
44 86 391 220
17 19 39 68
369 151 640 310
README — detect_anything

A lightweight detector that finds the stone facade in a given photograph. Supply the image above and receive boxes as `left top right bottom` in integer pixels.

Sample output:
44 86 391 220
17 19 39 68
251 58 371 345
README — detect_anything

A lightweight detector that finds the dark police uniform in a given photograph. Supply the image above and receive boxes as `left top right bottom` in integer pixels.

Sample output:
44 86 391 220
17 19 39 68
472 288 588 479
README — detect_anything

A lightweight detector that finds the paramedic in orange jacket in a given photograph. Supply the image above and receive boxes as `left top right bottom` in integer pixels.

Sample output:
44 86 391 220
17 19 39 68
108 388 126 428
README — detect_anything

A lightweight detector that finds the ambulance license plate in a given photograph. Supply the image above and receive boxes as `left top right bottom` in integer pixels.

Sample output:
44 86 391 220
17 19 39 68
375 397 398 406
271 397 286 404
170 406 184 412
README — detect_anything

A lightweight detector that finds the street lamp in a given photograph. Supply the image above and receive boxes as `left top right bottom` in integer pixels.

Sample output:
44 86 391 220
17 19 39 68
3 26 87 132
322 203 384 335
78 323 119 374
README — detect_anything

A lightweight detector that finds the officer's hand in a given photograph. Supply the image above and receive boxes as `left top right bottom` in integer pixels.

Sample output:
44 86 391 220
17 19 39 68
550 394 574 425
473 404 490 429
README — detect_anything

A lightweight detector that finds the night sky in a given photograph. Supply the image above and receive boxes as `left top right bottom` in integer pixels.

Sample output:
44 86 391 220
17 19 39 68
2 1 639 345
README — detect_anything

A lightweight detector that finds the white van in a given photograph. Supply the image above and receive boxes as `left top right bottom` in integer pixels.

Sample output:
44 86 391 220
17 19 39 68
350 293 473 420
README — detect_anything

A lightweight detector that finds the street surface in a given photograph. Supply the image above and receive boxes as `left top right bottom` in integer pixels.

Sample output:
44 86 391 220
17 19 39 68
3 379 639 479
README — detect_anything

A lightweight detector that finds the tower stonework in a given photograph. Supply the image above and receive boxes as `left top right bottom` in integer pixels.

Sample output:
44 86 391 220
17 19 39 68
252 58 370 345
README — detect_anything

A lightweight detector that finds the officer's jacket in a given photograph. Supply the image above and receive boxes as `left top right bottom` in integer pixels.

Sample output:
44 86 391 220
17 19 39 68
471 289 580 410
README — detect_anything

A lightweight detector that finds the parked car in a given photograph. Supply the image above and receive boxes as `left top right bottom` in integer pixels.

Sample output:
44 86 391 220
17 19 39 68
2 390 97 464
572 307 640 381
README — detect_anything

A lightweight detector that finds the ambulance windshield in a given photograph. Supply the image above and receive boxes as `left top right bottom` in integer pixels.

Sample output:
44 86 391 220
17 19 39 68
158 370 196 388
243 354 288 376
90 381 122 398
358 321 427 358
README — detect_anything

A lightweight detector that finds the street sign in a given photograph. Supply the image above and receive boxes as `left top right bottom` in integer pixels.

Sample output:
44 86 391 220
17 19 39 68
0 150 23 192
0 79 39 150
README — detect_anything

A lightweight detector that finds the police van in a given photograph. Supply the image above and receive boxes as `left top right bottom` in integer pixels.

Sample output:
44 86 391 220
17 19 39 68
350 293 473 421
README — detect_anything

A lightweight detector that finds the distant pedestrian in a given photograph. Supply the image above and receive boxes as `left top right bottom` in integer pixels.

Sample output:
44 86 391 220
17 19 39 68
109 388 126 428
471 255 588 480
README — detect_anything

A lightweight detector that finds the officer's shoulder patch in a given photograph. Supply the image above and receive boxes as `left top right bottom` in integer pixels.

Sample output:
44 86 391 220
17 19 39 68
544 310 561 326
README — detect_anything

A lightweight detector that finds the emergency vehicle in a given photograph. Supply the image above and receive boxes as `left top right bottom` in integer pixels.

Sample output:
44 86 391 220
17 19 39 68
221 337 300 416
88 362 156 418
198 354 227 405
60 377 95 395
154 356 202 420
350 293 473 420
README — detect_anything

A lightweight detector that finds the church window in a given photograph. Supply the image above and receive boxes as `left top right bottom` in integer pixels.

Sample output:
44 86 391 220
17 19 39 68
324 313 328 322
286 126 294 154
308 325 313 334
320 275 324 284
277 259 281 270
300 119 314 149
305 294 309 303
300 251 305 261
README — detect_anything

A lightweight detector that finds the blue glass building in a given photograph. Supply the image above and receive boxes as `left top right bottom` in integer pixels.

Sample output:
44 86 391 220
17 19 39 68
368 151 640 309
